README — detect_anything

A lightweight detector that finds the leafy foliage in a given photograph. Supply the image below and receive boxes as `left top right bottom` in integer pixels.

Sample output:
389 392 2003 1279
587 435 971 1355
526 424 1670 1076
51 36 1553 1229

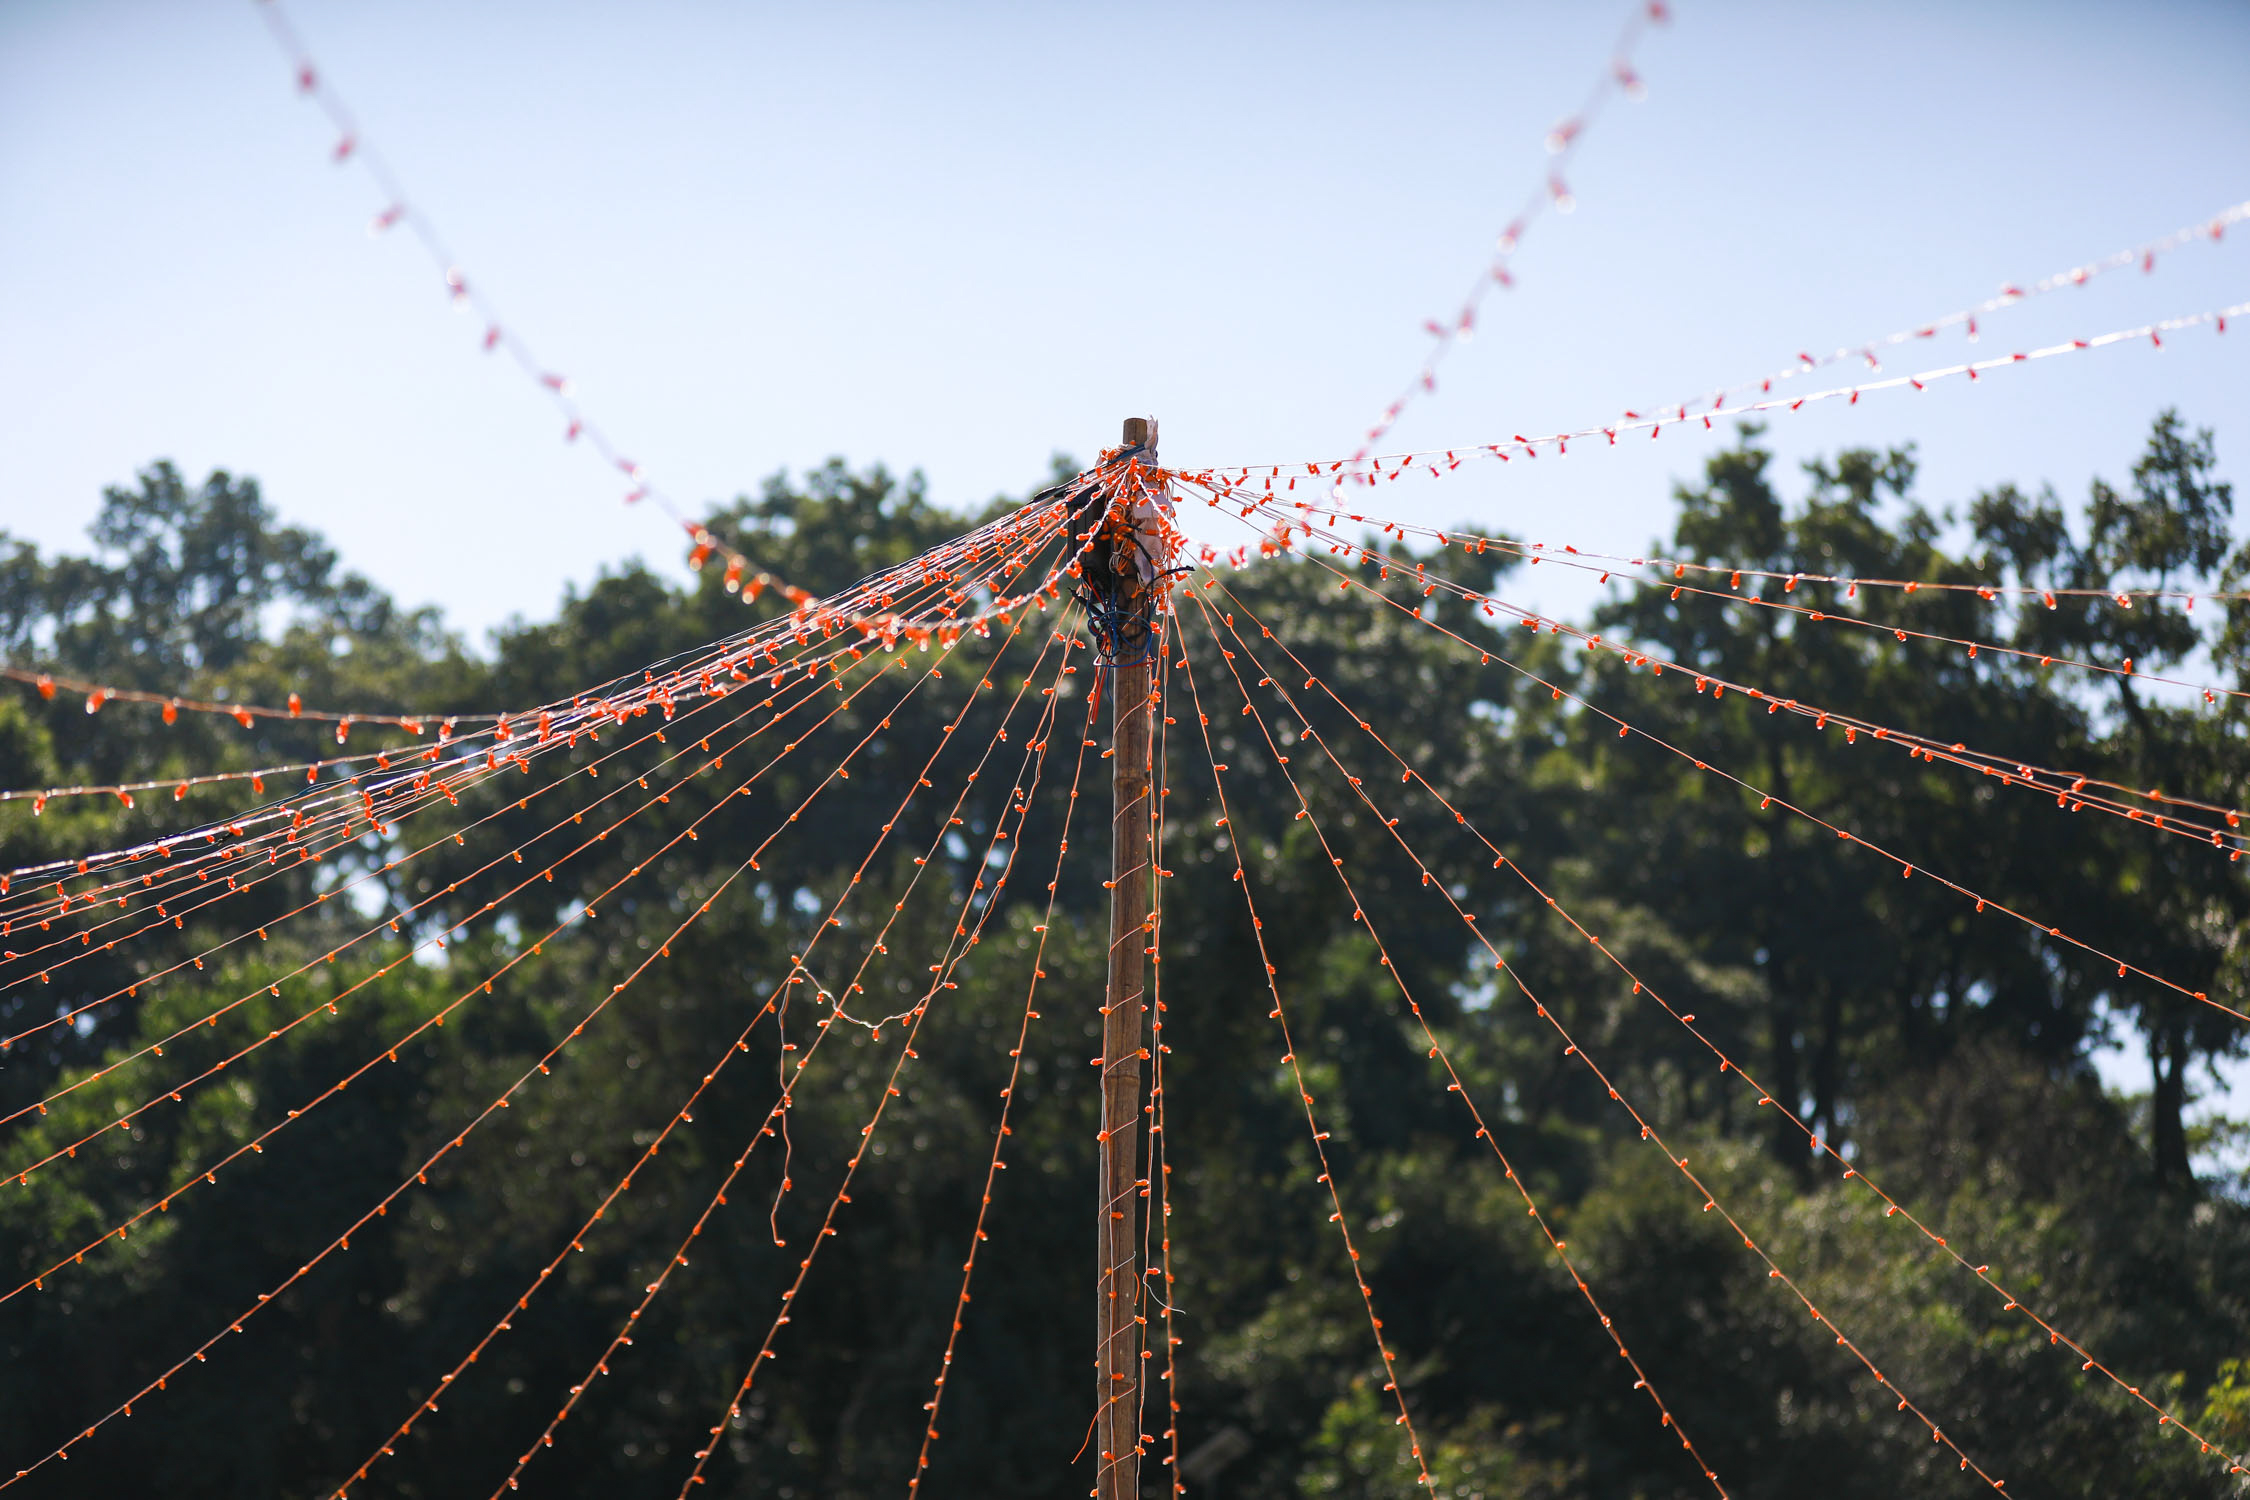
1 422 2245 1498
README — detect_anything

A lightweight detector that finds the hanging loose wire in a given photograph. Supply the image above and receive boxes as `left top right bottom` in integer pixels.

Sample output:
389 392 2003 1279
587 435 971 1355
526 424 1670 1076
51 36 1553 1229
1184 589 1729 1495
1204 577 2249 1482
903 684 1101 1491
334 614 1076 1498
1189 587 2014 1494
501 621 1078 1500
1174 618 1438 1493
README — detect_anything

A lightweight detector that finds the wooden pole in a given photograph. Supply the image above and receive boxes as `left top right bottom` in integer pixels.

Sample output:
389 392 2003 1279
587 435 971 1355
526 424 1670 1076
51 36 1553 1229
1096 415 1156 1500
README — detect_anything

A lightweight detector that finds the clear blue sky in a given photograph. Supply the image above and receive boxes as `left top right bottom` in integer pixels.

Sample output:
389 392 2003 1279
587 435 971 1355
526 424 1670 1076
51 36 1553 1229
3 0 2248 1127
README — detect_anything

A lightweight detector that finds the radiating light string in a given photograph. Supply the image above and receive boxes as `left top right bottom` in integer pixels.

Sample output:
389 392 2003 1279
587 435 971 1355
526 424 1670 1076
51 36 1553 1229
0 625 989 1334
1202 298 2248 502
1241 495 2250 721
1190 588 2014 1494
5 503 1071 967
1202 576 2246 1481
1225 496 2250 850
1174 617 1439 1492
0 616 882 1061
1351 514 2250 608
0 599 1038 1490
1347 0 1669 467
1 490 1076 874
1185 588 1731 1495
0 525 1062 1061
1569 195 2250 471
331 615 1074 1496
0 619 959 1189
902 681 1102 1491
1213 522 2250 1037
498 621 1077 1500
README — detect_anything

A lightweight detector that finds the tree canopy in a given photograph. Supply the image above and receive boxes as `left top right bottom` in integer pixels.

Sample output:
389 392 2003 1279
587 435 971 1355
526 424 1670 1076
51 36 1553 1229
2 420 2246 1498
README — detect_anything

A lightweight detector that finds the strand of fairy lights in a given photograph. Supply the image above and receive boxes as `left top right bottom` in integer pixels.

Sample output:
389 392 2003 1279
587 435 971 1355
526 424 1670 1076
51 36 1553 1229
1201 297 2247 499
0 624 935 1186
1228 498 2250 853
13 503 1075 1092
0 627 855 1013
1205 577 2248 1480
492 628 1076 1500
0 470 1081 855
334 617 1074 1496
0 612 1008 1328
1141 649 1185 1495
0 526 1060 1053
1362 512 2249 609
0 477 1070 900
1191 588 2013 1494
250 0 1107 634
0 506 1068 951
0 473 1075 894
1203 576 2248 1481
1184 590 1731 1495
1348 1 1669 467
1240 504 2250 812
902 687 1100 1490
0 594 917 1019
1229 522 2247 1030
1289 503 2250 720
667 647 1078 1500
0 604 1034 1489
1585 197 2249 460
1174 624 1439 1492
246 0 805 605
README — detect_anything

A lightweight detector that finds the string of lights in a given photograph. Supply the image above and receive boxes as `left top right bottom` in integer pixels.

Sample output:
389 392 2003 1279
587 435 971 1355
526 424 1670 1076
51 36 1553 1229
1346 511 2250 608
1347 0 1669 467
1192 587 2013 1493
0 628 938 1183
0 603 1036 1489
0 525 1064 1055
1224 524 2250 1032
0 620 883 1058
1174 621 1438 1493
1195 297 2247 504
0 614 1002 1324
498 627 1076 1500
1226 498 2250 850
1202 575 2246 1482
1185 588 1731 1494
243 5 1094 639
331 615 1074 1495
1579 196 2249 469
904 686 1100 1491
